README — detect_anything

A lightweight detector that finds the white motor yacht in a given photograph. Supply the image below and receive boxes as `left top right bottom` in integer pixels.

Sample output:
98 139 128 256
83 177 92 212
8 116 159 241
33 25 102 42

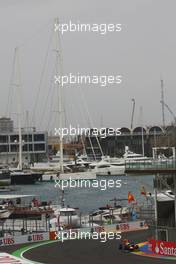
84 206 130 224
123 146 152 164
90 160 125 176
0 205 12 219
147 190 175 202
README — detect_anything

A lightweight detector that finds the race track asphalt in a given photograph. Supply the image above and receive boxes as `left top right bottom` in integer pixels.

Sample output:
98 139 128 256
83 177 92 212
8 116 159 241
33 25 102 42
22 230 173 264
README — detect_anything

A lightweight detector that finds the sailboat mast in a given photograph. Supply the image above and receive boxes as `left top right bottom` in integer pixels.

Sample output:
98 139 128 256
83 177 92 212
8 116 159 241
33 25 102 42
18 103 23 170
140 106 145 157
161 79 165 128
54 18 64 172
14 47 23 170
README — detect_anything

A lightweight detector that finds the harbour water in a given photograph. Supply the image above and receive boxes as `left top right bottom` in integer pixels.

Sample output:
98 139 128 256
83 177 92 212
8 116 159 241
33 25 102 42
7 175 154 213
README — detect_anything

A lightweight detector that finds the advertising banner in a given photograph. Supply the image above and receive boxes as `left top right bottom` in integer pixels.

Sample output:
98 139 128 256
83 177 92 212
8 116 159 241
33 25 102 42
0 232 49 246
149 240 176 257
116 220 148 232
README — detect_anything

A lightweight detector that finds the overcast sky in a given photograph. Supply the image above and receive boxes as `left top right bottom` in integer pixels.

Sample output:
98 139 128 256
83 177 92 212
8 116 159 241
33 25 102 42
0 0 176 132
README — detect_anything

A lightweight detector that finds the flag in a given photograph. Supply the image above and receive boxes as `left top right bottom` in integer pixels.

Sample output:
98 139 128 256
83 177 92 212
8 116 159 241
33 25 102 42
140 186 147 196
128 192 135 203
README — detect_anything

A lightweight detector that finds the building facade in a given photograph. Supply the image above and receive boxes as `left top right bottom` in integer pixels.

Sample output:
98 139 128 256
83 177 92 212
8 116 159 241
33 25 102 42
0 117 13 133
0 129 48 165
85 125 174 158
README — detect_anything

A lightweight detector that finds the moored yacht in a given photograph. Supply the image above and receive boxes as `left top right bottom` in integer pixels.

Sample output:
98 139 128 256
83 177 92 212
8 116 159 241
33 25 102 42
0 167 11 181
147 190 174 202
89 160 125 176
84 205 130 224
123 146 152 164
10 170 42 185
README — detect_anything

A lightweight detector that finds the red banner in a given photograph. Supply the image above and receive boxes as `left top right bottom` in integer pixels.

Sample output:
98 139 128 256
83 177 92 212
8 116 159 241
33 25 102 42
149 240 176 257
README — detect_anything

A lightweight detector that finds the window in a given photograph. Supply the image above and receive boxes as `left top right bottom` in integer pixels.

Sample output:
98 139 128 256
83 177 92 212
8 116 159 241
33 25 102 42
34 144 45 151
10 135 19 143
98 165 110 168
0 145 9 153
34 134 45 142
0 135 8 143
22 134 32 142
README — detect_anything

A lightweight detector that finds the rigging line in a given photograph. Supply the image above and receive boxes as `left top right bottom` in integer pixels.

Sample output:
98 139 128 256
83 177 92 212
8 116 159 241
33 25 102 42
6 50 16 117
42 60 57 131
31 38 53 129
17 19 53 48
45 87 56 133
45 37 66 133
72 91 96 160
16 51 26 130
45 34 66 133
7 48 26 127
50 112 57 137
38 19 66 133
75 96 92 158
40 53 56 125
65 91 87 156
40 63 55 129
6 19 51 120
56 35 65 129
7 86 15 120
78 85 104 157
78 95 97 160
31 25 53 127
62 89 67 129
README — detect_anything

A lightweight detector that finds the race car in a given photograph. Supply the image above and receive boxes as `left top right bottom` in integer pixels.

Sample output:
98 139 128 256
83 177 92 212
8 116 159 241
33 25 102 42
119 239 139 251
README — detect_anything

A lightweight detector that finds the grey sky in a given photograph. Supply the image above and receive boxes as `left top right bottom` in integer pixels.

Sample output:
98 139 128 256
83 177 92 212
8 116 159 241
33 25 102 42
0 0 176 132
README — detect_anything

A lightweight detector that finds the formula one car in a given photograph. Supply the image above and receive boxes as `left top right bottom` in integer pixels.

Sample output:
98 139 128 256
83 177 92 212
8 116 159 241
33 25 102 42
119 239 139 252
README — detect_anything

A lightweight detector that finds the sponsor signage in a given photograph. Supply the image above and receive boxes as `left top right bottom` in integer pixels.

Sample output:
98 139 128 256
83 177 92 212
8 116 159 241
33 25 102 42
116 220 148 232
50 221 148 241
0 232 49 246
91 221 147 234
149 240 176 257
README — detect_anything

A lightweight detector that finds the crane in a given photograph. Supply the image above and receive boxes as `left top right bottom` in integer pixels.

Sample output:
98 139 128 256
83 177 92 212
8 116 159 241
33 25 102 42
130 98 135 130
160 100 176 125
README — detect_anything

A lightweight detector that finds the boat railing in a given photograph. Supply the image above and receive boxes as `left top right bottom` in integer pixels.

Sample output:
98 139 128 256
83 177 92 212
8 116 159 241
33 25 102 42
125 159 176 170
4 204 53 214
0 218 49 234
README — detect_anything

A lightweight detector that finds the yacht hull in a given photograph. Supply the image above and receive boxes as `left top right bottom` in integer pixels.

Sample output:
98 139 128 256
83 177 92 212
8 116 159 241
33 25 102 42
10 172 42 185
